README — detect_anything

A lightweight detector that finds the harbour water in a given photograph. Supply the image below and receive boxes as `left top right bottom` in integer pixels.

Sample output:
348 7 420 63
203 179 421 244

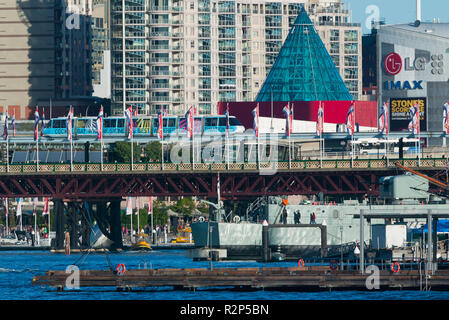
2 249 449 300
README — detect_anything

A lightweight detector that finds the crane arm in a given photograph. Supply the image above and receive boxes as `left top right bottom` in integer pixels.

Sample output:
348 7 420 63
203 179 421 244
395 162 448 189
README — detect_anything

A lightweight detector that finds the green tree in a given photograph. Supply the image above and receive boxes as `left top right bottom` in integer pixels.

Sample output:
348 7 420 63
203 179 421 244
170 197 196 217
109 141 140 163
143 141 162 162
152 200 168 225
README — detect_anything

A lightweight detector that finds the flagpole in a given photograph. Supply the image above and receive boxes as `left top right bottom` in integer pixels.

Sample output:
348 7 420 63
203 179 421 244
351 102 355 168
36 129 39 172
69 106 73 171
161 139 164 170
131 124 134 171
288 102 291 169
5 199 8 235
101 136 103 171
322 102 325 165
150 197 153 244
6 128 9 173
137 198 140 235
34 200 37 246
320 102 323 168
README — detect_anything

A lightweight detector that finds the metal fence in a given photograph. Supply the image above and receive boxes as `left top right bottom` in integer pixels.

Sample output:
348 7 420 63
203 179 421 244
0 157 447 174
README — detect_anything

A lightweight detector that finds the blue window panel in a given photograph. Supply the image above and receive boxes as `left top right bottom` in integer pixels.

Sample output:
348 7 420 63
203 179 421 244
255 8 353 102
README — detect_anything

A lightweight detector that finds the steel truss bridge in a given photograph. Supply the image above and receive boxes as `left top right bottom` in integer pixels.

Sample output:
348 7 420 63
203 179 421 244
0 157 448 199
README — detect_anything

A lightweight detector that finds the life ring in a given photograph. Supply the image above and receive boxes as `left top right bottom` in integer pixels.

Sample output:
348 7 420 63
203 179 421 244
117 263 126 275
298 259 305 268
391 262 400 273
329 260 338 270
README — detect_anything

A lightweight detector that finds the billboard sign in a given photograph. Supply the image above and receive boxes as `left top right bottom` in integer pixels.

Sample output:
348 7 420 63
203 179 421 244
389 97 427 132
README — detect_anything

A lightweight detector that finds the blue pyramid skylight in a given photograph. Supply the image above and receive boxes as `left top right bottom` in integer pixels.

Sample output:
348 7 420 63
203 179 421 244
256 8 353 102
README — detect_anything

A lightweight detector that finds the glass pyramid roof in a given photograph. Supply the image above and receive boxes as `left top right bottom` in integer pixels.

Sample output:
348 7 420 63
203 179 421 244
256 8 353 102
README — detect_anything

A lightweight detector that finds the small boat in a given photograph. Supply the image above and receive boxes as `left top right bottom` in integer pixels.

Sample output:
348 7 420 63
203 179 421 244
0 231 28 246
131 233 152 251
170 226 193 243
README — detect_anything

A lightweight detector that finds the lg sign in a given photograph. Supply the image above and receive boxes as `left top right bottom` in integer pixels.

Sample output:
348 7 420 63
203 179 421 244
384 52 402 76
384 52 424 91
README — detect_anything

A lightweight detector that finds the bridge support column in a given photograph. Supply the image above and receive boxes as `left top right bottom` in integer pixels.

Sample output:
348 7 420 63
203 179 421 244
67 203 79 249
80 203 90 249
53 199 65 250
433 217 438 271
262 224 269 262
110 199 123 250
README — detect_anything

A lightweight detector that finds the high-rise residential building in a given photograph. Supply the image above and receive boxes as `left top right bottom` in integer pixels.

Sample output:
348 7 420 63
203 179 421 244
0 0 56 118
92 0 112 98
55 0 93 98
110 0 361 116
0 0 104 119
110 0 149 115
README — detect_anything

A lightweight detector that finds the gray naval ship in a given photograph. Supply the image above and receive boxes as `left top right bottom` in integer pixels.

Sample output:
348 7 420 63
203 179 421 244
190 172 449 261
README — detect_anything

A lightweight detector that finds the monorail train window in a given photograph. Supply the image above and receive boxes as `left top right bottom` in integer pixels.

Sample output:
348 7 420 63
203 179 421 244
229 117 242 125
205 117 218 127
118 119 125 127
218 117 226 126
104 119 116 127
77 119 86 128
168 118 176 127
53 119 65 128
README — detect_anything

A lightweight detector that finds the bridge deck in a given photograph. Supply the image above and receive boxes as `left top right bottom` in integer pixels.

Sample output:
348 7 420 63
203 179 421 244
1 157 446 175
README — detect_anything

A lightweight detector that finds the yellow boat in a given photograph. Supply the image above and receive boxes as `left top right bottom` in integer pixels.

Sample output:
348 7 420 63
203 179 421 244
131 233 152 251
171 226 193 243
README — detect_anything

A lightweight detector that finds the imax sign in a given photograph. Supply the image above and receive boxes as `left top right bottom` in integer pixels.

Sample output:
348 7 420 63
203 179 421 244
384 80 423 90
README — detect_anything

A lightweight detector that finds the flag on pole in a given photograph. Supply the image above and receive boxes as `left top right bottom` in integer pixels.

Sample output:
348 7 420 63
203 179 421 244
135 197 140 214
443 102 449 134
346 103 355 136
164 108 168 116
3 110 8 140
224 103 230 137
282 104 291 137
40 108 45 136
66 106 73 141
34 106 40 141
132 106 137 117
3 198 8 217
408 103 420 134
157 112 163 139
316 104 324 137
378 102 389 134
289 103 293 134
16 198 22 216
126 196 132 215
42 197 49 215
125 106 133 139
184 106 194 139
252 104 259 137
96 105 104 139
148 198 152 215
32 197 38 216
11 111 15 137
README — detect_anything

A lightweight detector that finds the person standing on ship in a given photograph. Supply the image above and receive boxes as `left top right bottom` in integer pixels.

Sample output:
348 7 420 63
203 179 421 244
310 212 316 224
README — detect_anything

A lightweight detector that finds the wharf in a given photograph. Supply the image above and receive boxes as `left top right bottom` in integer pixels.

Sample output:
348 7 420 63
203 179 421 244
32 266 449 291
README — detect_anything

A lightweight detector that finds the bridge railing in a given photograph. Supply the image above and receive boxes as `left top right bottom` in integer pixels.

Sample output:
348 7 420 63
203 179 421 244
0 157 447 174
